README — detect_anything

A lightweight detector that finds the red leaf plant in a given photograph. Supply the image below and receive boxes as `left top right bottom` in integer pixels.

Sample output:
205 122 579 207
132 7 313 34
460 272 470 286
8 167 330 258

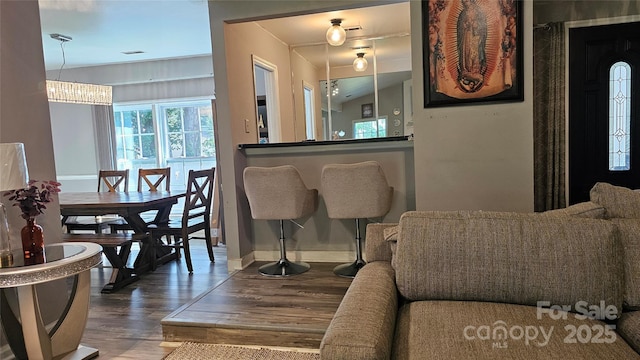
4 180 62 220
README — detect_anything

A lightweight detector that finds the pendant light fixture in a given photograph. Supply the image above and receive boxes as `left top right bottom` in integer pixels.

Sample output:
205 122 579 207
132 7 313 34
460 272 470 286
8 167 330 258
326 19 346 46
46 33 113 106
353 53 368 72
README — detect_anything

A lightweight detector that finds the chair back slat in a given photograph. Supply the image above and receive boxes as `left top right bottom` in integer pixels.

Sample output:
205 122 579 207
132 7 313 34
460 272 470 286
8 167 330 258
98 169 129 192
182 168 215 227
138 167 171 192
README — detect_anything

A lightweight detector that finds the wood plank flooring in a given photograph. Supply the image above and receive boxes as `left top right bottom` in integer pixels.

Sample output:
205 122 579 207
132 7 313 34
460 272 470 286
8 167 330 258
162 262 352 349
1 241 352 359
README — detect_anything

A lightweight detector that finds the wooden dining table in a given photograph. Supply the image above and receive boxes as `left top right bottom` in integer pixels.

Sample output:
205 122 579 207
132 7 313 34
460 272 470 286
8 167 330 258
59 191 185 291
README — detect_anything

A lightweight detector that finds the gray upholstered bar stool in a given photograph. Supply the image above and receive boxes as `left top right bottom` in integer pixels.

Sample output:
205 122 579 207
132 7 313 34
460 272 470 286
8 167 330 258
243 165 318 276
321 161 393 278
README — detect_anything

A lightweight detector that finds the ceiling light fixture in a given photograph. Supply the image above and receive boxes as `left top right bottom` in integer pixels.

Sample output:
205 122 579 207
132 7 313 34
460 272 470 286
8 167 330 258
353 53 368 72
46 33 113 106
326 18 346 46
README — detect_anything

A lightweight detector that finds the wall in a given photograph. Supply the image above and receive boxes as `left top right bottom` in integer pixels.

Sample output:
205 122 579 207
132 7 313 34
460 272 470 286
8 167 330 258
410 0 534 212
49 103 100 192
224 21 296 144
0 0 61 246
0 0 70 345
291 50 324 141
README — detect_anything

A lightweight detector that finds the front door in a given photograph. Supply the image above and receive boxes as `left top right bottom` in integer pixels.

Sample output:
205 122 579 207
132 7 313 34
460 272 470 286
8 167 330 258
568 22 640 204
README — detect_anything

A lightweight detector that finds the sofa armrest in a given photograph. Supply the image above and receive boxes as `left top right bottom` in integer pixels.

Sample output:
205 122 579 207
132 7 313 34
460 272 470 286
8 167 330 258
364 223 398 262
320 262 397 360
618 311 640 354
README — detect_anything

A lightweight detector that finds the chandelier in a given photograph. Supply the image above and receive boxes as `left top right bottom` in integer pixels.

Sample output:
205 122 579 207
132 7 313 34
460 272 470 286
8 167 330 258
46 33 113 106
46 80 112 105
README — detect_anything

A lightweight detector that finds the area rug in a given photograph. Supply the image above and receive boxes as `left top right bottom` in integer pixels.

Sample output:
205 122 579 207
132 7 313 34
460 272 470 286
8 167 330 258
164 342 320 360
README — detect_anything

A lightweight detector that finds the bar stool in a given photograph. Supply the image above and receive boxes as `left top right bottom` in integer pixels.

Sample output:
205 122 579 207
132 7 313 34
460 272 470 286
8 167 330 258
321 161 393 278
243 165 318 276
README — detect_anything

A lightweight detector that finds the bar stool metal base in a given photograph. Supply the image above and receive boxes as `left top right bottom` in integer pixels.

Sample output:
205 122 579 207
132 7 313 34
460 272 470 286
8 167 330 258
333 259 366 278
259 259 310 277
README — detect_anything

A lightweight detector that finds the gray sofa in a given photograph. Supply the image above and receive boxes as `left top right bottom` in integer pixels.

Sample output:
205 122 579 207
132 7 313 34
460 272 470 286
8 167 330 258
320 185 640 359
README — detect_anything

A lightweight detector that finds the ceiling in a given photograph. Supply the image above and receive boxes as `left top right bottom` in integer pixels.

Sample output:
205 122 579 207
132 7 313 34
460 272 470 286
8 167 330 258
38 0 412 106
39 0 213 71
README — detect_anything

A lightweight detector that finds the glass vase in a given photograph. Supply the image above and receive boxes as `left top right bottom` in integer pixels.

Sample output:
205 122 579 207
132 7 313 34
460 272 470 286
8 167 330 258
21 217 45 265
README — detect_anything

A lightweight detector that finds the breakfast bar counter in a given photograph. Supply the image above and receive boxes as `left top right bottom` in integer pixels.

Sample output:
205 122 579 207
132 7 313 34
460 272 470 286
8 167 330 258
238 136 415 263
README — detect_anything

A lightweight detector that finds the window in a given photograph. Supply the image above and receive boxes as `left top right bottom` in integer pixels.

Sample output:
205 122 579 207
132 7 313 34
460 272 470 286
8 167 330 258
609 61 632 171
114 106 157 168
353 117 387 139
114 100 215 192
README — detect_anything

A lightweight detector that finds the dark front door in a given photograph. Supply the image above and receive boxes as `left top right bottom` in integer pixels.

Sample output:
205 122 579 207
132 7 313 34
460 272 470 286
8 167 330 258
569 22 640 204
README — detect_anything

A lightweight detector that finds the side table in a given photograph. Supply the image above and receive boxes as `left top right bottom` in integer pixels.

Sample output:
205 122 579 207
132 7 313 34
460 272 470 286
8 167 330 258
0 242 102 360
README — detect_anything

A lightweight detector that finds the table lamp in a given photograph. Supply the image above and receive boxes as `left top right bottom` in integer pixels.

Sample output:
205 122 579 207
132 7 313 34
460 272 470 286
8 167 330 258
0 143 29 267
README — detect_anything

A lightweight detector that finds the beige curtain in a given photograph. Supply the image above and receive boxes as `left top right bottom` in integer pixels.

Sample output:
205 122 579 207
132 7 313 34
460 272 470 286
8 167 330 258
534 23 566 212
92 105 117 170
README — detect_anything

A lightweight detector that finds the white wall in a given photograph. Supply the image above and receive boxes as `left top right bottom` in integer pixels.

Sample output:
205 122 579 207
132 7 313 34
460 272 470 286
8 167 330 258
49 102 99 191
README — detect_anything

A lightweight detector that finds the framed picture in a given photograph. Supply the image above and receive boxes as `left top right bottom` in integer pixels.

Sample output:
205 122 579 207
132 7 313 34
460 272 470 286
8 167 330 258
361 103 374 118
422 0 523 107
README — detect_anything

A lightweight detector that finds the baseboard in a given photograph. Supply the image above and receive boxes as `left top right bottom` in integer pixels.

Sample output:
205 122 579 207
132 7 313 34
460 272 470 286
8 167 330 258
227 252 255 272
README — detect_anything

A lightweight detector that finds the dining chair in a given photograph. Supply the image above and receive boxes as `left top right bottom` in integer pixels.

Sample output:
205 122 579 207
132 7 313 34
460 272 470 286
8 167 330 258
148 168 216 273
97 169 129 192
65 169 130 233
137 167 171 192
110 167 171 233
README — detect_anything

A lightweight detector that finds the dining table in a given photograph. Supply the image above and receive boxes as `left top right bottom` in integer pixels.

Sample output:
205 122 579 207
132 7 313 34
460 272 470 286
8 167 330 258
58 191 185 292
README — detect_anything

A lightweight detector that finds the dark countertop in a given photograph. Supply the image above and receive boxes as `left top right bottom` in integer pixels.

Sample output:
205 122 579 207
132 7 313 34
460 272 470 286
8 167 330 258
238 135 411 149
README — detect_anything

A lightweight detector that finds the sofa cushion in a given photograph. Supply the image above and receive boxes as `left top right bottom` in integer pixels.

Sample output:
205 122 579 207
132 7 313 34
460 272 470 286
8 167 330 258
539 201 605 218
590 182 640 219
391 301 639 360
609 219 640 310
393 211 624 315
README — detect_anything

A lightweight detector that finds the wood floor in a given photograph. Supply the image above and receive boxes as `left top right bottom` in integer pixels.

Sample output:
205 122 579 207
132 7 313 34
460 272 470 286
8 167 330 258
162 262 352 349
2 241 352 359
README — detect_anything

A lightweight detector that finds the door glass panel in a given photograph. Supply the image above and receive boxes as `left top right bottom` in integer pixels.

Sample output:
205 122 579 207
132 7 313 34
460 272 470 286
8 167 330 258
609 61 632 171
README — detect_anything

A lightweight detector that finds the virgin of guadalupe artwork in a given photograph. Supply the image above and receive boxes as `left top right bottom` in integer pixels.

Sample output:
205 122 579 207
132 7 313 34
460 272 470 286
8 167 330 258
423 0 522 107
457 0 487 92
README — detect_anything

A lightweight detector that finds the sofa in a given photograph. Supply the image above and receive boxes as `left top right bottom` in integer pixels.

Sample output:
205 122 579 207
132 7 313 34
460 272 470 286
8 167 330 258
320 183 640 359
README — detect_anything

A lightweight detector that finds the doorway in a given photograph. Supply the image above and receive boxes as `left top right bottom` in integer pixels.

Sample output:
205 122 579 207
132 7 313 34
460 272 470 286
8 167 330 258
303 81 316 140
568 21 640 204
252 55 281 143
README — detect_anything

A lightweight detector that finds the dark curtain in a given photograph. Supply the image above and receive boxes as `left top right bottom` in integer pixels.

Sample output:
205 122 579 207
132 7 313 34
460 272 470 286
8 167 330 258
533 23 566 212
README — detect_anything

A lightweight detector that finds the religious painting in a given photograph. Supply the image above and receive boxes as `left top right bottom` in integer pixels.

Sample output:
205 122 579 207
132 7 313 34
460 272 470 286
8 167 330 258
423 0 523 107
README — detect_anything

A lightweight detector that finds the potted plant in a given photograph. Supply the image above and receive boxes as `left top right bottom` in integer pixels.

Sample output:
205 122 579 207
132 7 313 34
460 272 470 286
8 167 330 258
4 180 61 262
